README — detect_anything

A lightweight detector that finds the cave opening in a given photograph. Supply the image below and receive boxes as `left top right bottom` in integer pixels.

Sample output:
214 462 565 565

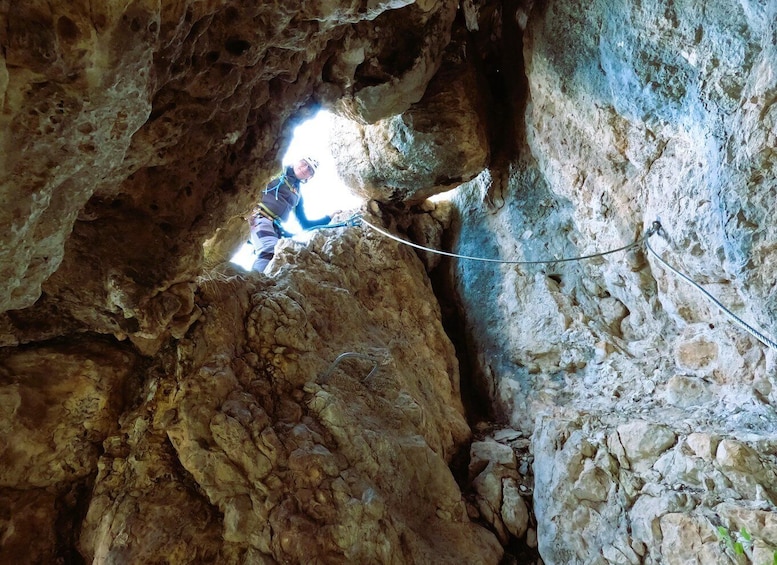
230 109 364 270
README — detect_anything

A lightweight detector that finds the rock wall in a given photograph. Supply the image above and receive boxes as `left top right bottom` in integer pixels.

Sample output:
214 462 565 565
2 0 777 564
0 1 503 563
74 222 500 564
330 27 490 203
447 0 777 562
0 0 457 341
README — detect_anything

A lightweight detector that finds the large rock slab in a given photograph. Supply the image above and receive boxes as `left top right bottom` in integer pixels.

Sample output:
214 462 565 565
331 27 489 203
0 339 137 487
78 216 502 564
533 415 777 564
450 0 777 488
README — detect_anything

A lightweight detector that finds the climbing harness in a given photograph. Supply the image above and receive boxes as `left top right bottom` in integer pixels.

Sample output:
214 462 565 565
253 202 280 222
263 173 299 199
320 352 379 383
249 202 294 238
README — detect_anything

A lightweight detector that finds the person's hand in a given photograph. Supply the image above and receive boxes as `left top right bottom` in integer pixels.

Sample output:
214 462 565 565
247 209 262 228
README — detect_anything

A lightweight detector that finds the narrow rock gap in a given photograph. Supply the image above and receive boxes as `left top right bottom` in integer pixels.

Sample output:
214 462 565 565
428 0 531 442
429 254 493 431
424 6 540 558
428 237 541 565
54 474 94 564
426 228 493 487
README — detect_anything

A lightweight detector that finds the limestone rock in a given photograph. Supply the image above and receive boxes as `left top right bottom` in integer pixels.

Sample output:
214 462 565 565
501 479 529 539
0 2 156 313
716 440 777 501
3 0 777 563
615 421 677 473
0 489 67 564
0 340 137 488
534 413 777 564
716 502 777 558
76 218 502 564
451 1 777 560
470 440 517 478
0 0 458 343
664 375 714 408
331 28 489 203
468 432 532 547
332 0 459 124
454 0 777 421
659 513 721 565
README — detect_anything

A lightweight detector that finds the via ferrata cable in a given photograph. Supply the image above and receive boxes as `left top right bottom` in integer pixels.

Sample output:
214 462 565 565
351 216 776 350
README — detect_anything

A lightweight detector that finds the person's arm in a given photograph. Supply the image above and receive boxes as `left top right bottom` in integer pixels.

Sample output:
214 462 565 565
294 198 331 230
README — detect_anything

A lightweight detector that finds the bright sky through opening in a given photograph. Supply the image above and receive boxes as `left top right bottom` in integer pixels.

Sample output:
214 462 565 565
231 110 363 270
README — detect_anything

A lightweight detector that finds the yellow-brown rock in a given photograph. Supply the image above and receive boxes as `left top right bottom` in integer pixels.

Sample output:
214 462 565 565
77 217 502 563
0 0 458 340
331 30 490 203
2 0 777 563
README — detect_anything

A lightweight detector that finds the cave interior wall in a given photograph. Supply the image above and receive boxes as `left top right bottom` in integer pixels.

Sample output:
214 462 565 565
1 0 777 563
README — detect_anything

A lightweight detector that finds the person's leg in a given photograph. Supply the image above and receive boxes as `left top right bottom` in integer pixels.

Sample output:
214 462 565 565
249 218 279 272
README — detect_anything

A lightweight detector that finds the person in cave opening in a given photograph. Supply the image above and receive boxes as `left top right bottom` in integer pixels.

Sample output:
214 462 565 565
247 157 332 272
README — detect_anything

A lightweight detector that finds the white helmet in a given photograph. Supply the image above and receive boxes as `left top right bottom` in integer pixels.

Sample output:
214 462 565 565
302 156 319 174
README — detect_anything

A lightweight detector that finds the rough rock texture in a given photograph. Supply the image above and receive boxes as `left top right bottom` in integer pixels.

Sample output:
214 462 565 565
0 0 457 334
445 0 777 562
533 417 777 564
330 29 489 203
0 339 138 563
2 0 777 564
77 218 501 564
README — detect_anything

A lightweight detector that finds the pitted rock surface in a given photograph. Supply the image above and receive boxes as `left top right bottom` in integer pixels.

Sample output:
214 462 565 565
1 0 777 564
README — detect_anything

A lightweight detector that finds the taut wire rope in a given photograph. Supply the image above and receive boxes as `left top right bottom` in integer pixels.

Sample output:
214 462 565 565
347 215 776 351
644 232 777 350
359 217 652 264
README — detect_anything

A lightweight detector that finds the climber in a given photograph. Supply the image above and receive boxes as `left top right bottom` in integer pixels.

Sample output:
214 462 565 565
247 157 332 272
